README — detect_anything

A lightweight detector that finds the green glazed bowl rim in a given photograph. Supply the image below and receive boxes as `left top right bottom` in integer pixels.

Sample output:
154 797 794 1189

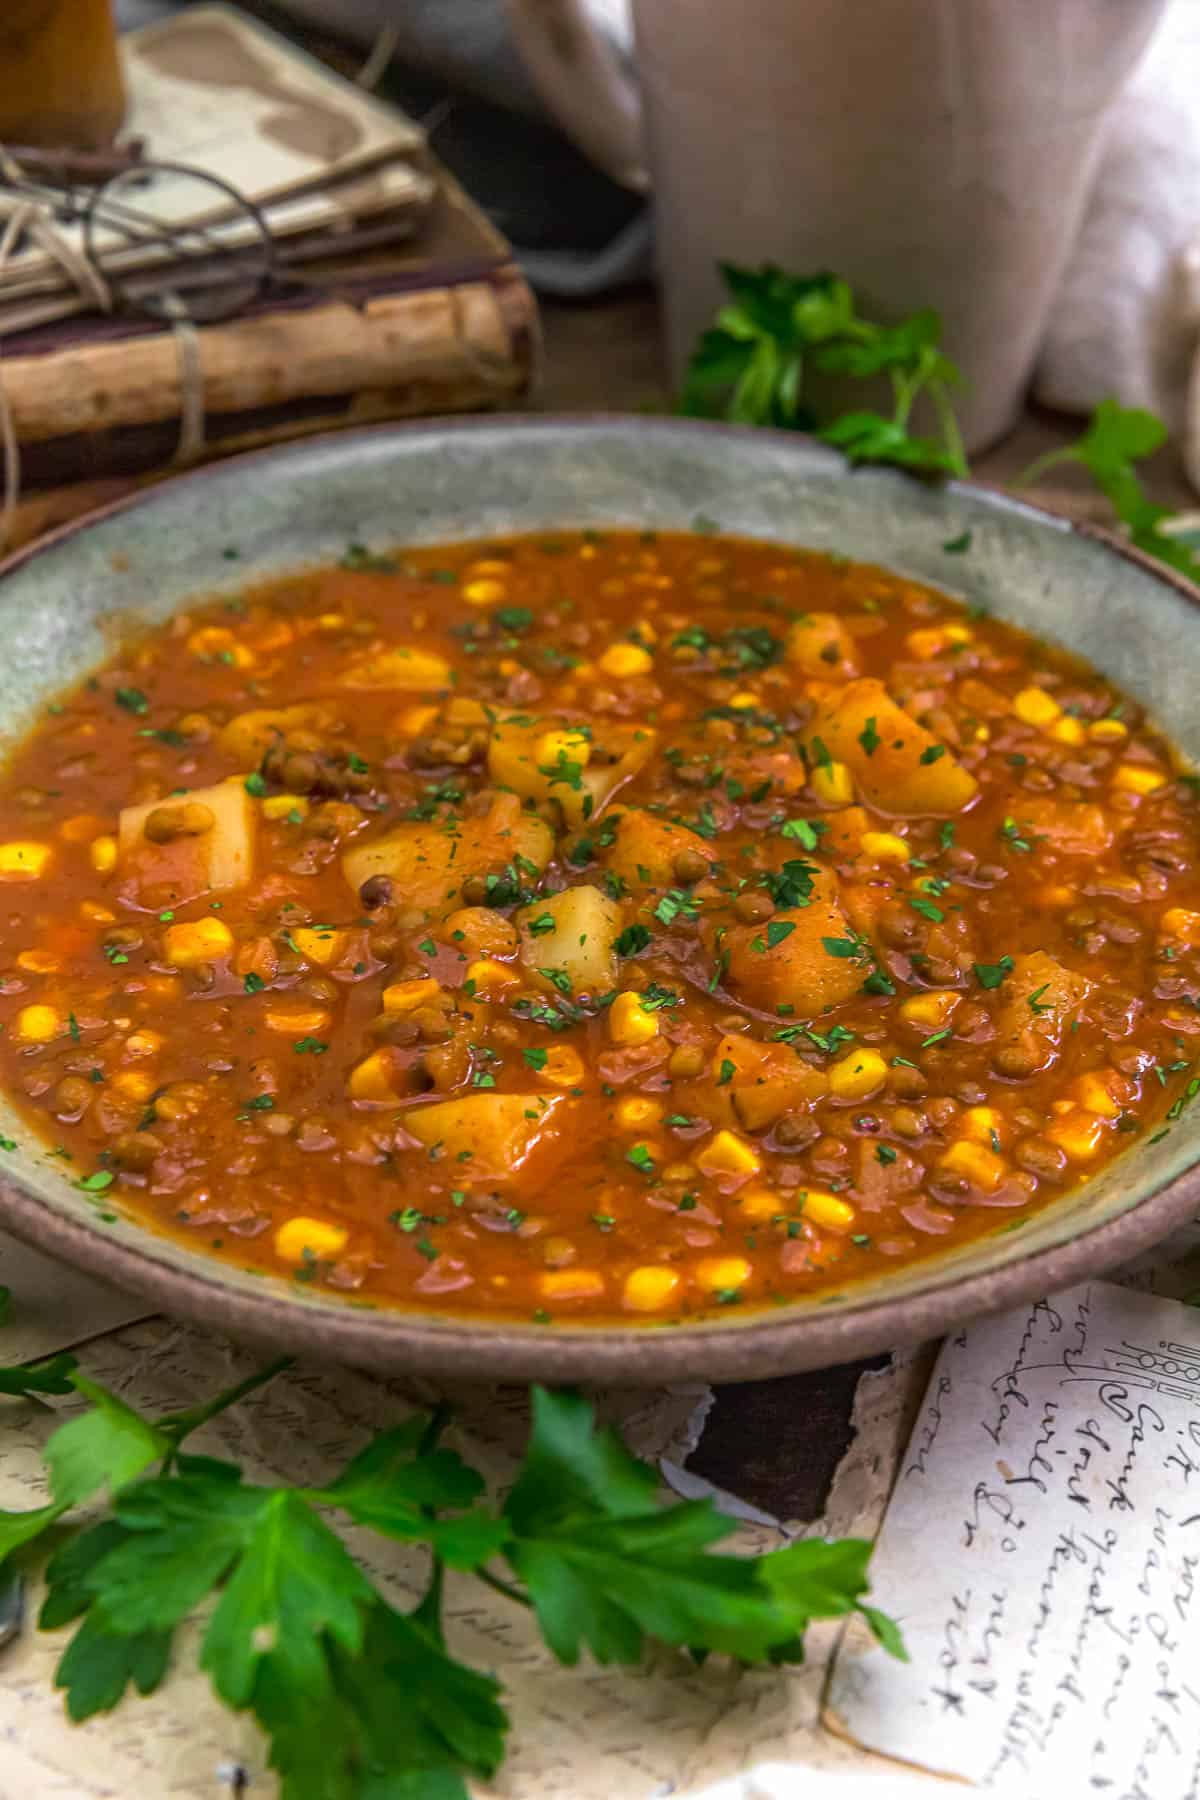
0 413 1197 1381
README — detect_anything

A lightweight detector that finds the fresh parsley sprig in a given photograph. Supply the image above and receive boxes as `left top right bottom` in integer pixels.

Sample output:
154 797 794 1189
684 269 1200 585
681 265 967 477
0 1360 902 1798
1019 397 1200 582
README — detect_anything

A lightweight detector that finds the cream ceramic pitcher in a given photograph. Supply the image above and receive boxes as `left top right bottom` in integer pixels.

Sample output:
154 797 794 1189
507 0 1168 449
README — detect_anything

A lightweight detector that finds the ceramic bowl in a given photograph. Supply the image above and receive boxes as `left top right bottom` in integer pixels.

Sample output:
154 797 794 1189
1 416 1197 1381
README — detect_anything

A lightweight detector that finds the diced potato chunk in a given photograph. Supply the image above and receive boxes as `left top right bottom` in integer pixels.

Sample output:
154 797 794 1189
786 613 860 679
488 714 656 827
709 1032 828 1132
1016 796 1114 857
339 646 451 691
604 809 718 891
993 950 1093 1074
517 884 621 997
811 678 977 815
402 1092 574 1183
342 791 553 919
717 866 867 1018
218 702 338 767
119 779 255 903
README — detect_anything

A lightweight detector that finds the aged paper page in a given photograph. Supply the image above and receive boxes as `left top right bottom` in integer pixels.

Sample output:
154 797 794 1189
828 1278 1200 1795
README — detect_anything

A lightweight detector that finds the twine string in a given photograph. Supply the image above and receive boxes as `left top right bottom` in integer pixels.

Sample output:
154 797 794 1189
0 152 211 547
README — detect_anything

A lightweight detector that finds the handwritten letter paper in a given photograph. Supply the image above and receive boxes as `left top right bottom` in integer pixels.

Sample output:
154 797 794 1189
828 1280 1200 1795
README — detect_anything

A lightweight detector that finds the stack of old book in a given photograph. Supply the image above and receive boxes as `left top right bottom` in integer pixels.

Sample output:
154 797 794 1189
0 3 537 548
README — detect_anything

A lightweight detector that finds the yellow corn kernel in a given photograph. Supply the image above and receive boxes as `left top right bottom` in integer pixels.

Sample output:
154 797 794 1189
291 927 345 967
899 990 961 1031
1089 717 1129 742
609 990 659 1045
1113 763 1167 796
1072 1071 1123 1121
464 958 519 1000
696 1129 761 1181
263 1006 331 1036
14 1004 61 1042
463 577 507 606
960 1105 1003 1146
799 1189 856 1232
88 835 117 873
598 642 654 678
1046 1110 1107 1161
113 1070 156 1100
541 1044 585 1088
467 559 510 579
1013 686 1062 728
1051 716 1086 747
622 1265 682 1313
163 918 234 967
616 1096 663 1131
1162 907 1200 945
905 628 950 660
80 900 116 924
382 976 442 1014
124 1030 162 1059
539 1268 605 1301
811 760 854 807
861 831 910 863
944 623 973 646
738 1186 782 1222
939 1138 1006 1193
347 1050 397 1102
829 1048 888 1101
0 841 52 881
534 728 591 770
274 1216 348 1264
694 1255 753 1293
974 724 991 743
17 950 60 974
728 691 759 710
262 794 307 821
1039 884 1076 908
395 703 439 738
188 625 254 668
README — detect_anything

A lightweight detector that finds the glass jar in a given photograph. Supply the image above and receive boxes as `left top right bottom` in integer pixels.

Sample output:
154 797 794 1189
0 1 125 150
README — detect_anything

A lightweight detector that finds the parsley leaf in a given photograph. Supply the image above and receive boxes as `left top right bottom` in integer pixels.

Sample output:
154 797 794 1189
681 266 966 477
974 955 1015 990
614 924 652 957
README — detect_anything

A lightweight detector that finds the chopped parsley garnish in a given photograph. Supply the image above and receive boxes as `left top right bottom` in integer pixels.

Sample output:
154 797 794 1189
626 1143 655 1172
780 818 823 849
919 745 946 765
293 1037 328 1055
527 913 557 937
875 1145 898 1166
614 923 652 957
999 817 1033 853
243 973 265 995
909 896 944 923
974 956 1014 990
764 859 817 910
857 716 881 756
114 687 149 715
716 1058 736 1086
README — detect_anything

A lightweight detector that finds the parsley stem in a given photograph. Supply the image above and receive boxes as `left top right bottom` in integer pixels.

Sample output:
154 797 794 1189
476 1566 533 1610
929 379 968 478
157 1354 293 1452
